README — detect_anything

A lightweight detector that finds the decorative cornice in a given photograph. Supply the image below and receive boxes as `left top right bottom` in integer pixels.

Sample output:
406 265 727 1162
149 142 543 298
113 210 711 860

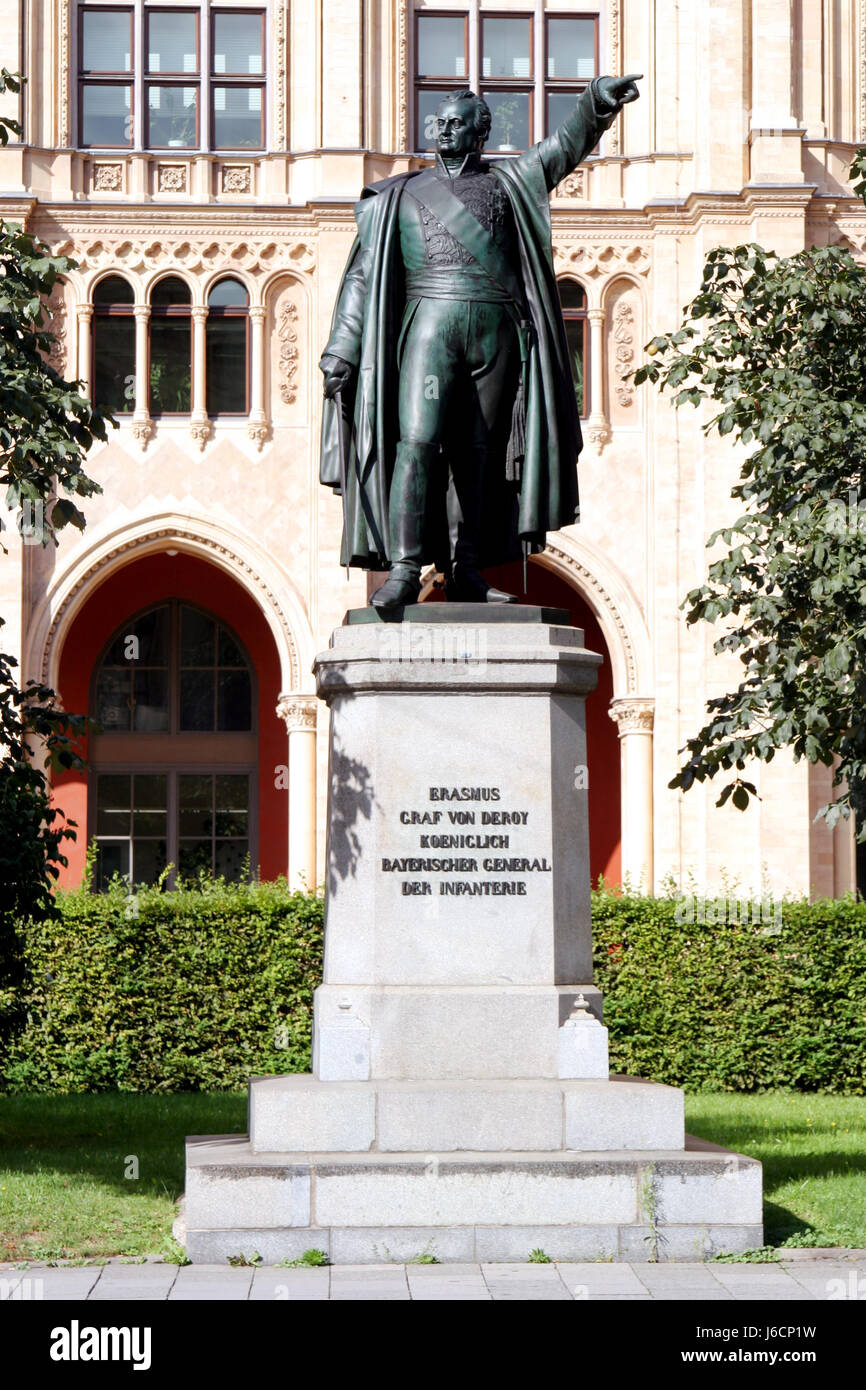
609 697 655 736
41 528 302 690
44 230 316 281
276 693 318 733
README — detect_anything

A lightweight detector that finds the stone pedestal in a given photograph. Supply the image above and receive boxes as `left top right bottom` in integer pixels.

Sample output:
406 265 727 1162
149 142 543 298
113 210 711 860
185 609 762 1263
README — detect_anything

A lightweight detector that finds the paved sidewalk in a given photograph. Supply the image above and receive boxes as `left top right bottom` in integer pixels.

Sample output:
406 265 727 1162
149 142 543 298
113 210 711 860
1 1254 864 1301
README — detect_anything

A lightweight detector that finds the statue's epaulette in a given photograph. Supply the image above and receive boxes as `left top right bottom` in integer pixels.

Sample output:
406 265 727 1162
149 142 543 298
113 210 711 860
360 170 423 198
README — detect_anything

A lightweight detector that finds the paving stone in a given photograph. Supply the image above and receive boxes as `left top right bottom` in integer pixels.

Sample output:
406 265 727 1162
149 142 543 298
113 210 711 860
28 1267 106 1301
708 1265 816 1300
329 1264 410 1301
406 1264 491 1301
555 1263 651 1301
481 1263 571 1301
88 1264 179 1300
780 1262 866 1300
169 1265 254 1300
249 1268 330 1301
633 1264 733 1300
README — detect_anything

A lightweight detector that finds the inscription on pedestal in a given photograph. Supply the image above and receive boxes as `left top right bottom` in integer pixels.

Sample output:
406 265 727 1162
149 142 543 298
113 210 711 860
381 784 552 900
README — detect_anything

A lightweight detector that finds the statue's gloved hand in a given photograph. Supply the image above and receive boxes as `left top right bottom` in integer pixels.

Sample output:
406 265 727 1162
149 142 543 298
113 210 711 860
594 73 643 111
320 353 354 400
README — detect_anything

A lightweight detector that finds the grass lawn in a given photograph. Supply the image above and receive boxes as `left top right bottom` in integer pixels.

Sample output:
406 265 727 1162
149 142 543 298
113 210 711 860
0 1091 864 1261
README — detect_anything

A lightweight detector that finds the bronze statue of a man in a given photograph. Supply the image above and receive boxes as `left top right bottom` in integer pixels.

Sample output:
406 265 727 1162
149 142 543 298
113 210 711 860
320 74 641 610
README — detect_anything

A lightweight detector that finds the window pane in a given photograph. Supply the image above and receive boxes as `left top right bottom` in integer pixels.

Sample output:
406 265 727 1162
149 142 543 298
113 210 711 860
147 84 198 146
178 840 212 878
179 775 213 836
547 90 582 134
217 670 252 731
95 670 131 731
212 86 263 148
206 317 247 413
133 669 169 731
181 607 215 665
215 839 249 882
558 279 587 312
563 317 586 417
213 13 264 74
481 18 531 79
81 84 132 146
415 88 451 150
82 10 132 71
208 278 248 308
215 774 248 836
547 18 595 79
133 773 168 835
151 276 191 307
132 838 167 885
148 10 198 74
149 318 191 412
180 670 215 731
93 275 134 305
93 316 135 415
218 627 245 666
482 90 530 150
134 606 170 665
417 15 466 78
96 840 129 890
96 774 131 834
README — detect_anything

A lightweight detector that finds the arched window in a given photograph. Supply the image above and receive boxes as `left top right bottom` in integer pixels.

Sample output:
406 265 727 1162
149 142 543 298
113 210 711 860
558 278 589 419
92 275 135 415
149 276 191 414
206 277 249 415
91 601 255 889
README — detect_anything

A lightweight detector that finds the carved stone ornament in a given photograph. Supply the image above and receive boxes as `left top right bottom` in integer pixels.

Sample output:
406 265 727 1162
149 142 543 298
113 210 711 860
278 300 299 404
609 698 655 736
92 163 123 192
276 694 318 733
612 300 635 408
157 165 187 193
221 165 252 194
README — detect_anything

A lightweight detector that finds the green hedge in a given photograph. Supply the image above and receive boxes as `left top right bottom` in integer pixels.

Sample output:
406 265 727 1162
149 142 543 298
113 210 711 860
0 880 323 1092
2 883 865 1093
593 890 866 1093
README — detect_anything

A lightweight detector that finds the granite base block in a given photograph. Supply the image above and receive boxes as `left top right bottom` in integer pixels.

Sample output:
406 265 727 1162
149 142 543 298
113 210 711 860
184 1135 762 1262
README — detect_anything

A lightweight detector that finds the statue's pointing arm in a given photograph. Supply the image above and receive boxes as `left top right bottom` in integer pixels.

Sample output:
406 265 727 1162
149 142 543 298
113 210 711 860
529 73 642 194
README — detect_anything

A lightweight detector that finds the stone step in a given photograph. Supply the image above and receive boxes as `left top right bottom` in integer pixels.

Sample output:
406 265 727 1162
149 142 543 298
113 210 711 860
248 1073 685 1154
184 1134 763 1264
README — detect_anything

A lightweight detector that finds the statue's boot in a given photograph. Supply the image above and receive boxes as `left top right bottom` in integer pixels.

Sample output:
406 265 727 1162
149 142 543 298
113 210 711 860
445 448 518 605
370 441 438 610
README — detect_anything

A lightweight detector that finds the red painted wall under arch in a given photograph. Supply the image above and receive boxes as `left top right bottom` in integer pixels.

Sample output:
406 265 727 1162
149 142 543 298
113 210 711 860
425 559 622 888
52 551 287 889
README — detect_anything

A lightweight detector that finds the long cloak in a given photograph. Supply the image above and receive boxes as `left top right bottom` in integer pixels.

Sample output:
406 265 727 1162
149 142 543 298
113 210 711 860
319 86 616 570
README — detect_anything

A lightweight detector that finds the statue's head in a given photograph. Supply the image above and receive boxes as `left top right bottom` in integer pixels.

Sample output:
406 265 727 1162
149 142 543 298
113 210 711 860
434 90 492 157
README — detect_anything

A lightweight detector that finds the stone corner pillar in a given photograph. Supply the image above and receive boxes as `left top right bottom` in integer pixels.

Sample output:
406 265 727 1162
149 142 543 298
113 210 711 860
277 692 319 892
609 695 655 893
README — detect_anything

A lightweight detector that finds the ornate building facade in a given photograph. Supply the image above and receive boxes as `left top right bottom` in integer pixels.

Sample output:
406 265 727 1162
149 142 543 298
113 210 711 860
1 0 865 897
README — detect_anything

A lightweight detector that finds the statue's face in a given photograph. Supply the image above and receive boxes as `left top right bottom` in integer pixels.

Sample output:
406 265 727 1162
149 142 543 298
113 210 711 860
435 99 482 157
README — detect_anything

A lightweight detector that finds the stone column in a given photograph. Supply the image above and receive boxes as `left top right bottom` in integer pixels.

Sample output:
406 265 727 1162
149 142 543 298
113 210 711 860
76 305 93 396
277 693 318 891
585 308 610 451
247 305 268 450
132 305 153 449
609 697 655 892
189 306 211 451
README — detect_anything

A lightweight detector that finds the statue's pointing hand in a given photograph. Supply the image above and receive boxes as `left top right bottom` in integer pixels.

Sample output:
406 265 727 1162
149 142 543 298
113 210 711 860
596 73 643 108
